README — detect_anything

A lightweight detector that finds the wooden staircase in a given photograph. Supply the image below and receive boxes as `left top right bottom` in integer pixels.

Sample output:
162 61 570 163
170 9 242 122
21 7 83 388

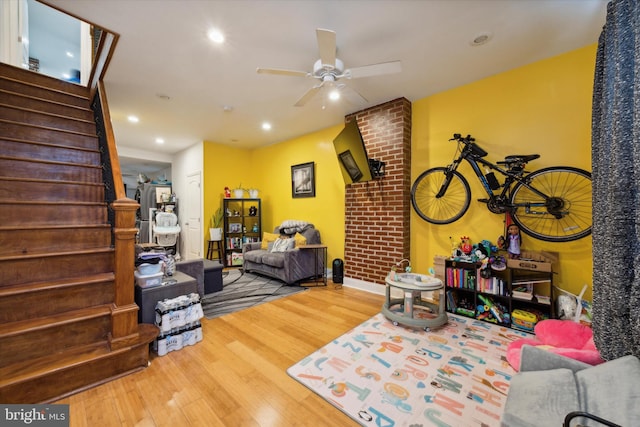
0 62 157 403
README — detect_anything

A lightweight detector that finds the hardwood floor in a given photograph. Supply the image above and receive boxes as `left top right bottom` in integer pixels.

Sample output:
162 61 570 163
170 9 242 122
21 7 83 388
55 282 384 426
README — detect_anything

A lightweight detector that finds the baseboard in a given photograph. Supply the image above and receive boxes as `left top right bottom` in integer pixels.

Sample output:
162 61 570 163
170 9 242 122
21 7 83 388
342 276 385 295
341 276 416 299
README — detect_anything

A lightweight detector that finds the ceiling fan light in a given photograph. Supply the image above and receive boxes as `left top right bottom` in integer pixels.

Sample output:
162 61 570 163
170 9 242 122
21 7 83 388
329 89 340 101
207 28 225 44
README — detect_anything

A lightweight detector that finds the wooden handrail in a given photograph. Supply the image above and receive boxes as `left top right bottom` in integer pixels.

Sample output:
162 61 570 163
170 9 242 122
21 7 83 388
89 31 118 101
97 80 127 201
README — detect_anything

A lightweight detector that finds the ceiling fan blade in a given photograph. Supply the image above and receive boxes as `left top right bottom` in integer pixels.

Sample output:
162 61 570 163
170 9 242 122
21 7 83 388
316 28 336 68
341 85 368 105
256 67 309 77
294 84 323 107
346 60 402 79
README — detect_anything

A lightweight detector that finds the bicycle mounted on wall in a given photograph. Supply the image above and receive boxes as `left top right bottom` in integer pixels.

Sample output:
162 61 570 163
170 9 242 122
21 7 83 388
410 133 592 242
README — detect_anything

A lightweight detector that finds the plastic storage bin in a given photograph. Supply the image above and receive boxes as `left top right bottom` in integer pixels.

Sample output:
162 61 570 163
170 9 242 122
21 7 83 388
134 270 163 288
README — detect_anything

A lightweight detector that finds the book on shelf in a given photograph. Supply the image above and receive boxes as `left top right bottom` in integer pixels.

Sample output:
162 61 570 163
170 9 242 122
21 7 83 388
534 294 551 304
512 284 534 300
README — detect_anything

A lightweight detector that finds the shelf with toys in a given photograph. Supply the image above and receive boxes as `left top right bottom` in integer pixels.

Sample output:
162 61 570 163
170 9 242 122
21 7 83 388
444 235 555 333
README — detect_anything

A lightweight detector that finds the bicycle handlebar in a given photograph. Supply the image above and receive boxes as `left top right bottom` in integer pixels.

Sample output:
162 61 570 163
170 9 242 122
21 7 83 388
450 133 475 143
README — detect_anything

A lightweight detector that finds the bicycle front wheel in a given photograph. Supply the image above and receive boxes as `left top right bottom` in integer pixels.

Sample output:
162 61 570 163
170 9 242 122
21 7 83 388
411 167 471 224
510 166 592 242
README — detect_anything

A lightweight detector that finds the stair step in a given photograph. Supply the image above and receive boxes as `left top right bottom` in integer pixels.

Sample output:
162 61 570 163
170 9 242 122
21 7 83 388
0 63 90 104
0 89 93 120
0 323 158 403
0 202 108 226
0 224 111 257
0 177 105 203
0 248 114 287
0 119 98 150
0 305 112 367
0 104 96 134
0 273 115 323
0 138 100 165
0 156 102 182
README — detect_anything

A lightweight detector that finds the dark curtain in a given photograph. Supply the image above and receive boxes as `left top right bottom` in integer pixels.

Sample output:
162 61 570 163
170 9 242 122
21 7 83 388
592 0 640 360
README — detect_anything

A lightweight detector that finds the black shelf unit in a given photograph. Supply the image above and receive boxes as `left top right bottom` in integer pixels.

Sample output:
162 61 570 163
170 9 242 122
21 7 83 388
222 198 261 267
444 258 553 332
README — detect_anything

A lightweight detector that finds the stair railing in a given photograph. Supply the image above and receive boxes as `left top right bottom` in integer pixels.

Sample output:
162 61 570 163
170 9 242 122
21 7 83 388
90 28 152 346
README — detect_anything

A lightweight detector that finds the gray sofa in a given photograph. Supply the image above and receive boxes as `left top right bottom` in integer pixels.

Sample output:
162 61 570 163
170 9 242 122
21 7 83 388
502 345 640 427
242 224 322 285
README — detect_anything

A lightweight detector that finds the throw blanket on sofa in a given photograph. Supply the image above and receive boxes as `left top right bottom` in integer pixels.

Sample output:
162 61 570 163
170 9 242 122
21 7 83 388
279 220 312 235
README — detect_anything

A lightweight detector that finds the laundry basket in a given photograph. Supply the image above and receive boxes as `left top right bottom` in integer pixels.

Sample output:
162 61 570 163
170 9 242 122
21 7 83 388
153 212 181 246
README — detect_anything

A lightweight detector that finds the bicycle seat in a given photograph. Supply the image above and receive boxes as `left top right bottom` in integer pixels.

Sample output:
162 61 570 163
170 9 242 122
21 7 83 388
498 154 540 165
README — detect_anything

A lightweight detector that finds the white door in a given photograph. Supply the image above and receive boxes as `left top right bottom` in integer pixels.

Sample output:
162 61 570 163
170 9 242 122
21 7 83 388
185 172 202 260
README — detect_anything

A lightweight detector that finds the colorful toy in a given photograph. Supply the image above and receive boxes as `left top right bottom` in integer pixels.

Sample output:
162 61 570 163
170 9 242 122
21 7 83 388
511 309 538 332
506 224 521 259
477 294 504 323
460 236 472 255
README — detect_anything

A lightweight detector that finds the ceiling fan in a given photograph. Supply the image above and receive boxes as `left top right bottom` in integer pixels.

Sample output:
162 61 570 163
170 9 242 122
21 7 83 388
257 28 402 107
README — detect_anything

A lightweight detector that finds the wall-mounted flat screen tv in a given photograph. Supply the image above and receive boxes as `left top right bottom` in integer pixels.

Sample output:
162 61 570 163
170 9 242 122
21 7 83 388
333 120 372 184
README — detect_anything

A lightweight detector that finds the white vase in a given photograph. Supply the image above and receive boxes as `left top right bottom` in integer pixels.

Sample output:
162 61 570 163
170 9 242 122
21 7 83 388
233 189 244 198
249 189 259 199
210 228 222 241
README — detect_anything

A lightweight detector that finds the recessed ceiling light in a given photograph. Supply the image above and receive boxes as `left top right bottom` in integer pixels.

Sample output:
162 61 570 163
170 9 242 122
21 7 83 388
66 51 74 58
470 32 493 46
127 115 139 123
155 138 165 144
208 28 225 44
223 105 233 112
262 122 272 131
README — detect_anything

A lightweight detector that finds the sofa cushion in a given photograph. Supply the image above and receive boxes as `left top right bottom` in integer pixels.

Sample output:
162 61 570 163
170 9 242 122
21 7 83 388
261 232 279 250
501 368 579 427
243 249 268 263
294 232 307 247
260 252 286 268
575 355 640 426
271 237 294 252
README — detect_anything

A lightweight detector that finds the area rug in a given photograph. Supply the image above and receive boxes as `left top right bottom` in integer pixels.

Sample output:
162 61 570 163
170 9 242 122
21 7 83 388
287 312 527 426
201 270 307 319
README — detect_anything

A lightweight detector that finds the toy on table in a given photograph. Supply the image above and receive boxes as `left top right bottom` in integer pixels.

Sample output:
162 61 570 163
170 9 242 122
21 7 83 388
224 187 231 198
506 224 521 259
460 236 473 255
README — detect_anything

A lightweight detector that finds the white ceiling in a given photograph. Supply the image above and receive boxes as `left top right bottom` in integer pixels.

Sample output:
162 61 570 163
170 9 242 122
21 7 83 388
44 0 608 162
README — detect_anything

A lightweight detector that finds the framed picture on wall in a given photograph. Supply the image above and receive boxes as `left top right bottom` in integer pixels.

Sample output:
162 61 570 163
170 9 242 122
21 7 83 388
291 162 315 198
338 149 364 182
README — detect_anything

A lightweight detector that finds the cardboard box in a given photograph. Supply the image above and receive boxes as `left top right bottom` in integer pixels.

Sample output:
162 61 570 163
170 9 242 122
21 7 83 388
433 255 447 282
507 250 558 272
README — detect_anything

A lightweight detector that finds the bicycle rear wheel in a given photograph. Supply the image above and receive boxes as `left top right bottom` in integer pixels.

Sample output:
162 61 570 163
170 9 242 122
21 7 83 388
411 167 471 224
510 166 592 242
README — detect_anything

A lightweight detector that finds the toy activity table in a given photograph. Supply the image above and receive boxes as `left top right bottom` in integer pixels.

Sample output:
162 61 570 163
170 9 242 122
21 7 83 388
382 273 448 331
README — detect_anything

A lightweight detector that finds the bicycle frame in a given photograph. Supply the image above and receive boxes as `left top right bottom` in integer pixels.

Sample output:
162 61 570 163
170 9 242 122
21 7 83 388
442 139 550 211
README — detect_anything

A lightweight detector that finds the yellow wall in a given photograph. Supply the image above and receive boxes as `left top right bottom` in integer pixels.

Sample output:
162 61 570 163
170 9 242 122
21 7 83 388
411 44 596 300
204 124 347 264
203 142 258 230
203 44 596 300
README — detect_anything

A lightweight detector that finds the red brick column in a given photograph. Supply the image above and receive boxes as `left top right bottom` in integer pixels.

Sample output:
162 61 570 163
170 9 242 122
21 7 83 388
343 98 411 285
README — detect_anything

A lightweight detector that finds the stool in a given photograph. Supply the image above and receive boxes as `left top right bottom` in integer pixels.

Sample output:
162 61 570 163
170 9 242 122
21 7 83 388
207 240 223 261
